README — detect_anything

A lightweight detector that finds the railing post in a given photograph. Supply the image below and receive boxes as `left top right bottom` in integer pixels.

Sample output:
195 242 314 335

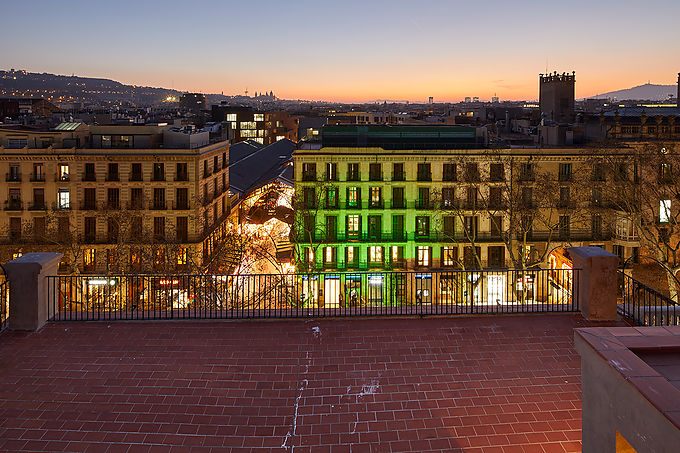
567 247 618 321
4 252 63 330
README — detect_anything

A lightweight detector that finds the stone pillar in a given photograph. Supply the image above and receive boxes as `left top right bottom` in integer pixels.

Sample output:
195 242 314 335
567 247 618 321
4 252 63 331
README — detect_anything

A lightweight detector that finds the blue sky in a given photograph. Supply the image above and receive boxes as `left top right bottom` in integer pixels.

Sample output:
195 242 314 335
2 0 679 101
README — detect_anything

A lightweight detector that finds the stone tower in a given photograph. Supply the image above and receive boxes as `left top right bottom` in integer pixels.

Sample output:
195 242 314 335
539 71 575 124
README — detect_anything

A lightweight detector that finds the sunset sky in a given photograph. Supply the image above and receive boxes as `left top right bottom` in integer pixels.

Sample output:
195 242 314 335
2 0 679 103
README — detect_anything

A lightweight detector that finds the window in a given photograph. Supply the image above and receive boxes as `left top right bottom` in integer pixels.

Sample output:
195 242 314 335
442 187 455 208
392 163 405 181
442 247 457 267
107 188 120 209
347 163 360 181
490 216 503 238
368 215 381 239
443 163 457 182
392 215 404 240
9 217 21 240
325 187 339 209
154 217 165 240
57 217 69 239
347 215 360 238
592 214 603 239
591 188 602 206
130 188 143 209
464 246 481 268
416 216 430 237
303 187 316 208
31 188 44 210
107 163 119 181
83 249 96 270
58 164 70 181
417 187 430 209
203 161 209 177
466 187 478 210
464 216 478 237
559 163 572 181
417 163 431 181
660 200 672 223
83 188 96 210
559 215 570 239
222 152 227 169
465 163 480 182
488 246 505 268
107 218 119 242
660 163 672 183
392 187 405 209
153 163 165 181
521 187 533 207
58 188 70 209
346 246 358 266
176 163 188 181
416 246 430 267
347 187 360 208
489 187 502 209
391 246 404 265
302 163 317 181
226 113 237 122
84 217 96 242
368 246 383 264
443 216 455 237
326 163 338 181
176 217 188 242
131 217 143 237
592 162 605 181
520 163 534 181
369 187 382 208
559 187 570 208
254 114 264 122
33 217 46 241
176 188 189 210
84 163 96 181
130 163 143 181
325 216 337 241
153 188 166 210
369 163 382 181
240 121 257 129
32 163 44 181
489 163 504 182
213 156 219 173
323 247 337 266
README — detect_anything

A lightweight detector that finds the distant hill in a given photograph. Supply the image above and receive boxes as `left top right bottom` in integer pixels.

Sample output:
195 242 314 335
587 83 677 101
0 69 230 106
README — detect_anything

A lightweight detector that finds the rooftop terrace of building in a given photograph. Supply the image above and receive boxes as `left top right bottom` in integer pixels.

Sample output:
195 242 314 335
0 314 626 453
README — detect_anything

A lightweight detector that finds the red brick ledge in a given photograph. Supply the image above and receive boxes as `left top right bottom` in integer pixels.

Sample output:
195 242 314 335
575 326 680 429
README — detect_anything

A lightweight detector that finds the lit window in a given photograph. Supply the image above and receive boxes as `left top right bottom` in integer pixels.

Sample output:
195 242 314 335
660 200 672 223
240 121 257 130
12 252 22 260
417 246 430 267
176 248 188 265
348 187 359 207
240 130 258 138
276 135 285 141
347 246 356 263
442 247 456 266
58 164 69 180
58 189 70 209
84 249 96 266
347 215 360 235
226 114 237 122
254 114 264 122
369 246 383 263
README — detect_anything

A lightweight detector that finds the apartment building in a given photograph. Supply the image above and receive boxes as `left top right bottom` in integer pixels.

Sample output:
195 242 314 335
293 125 641 273
0 123 230 273
211 104 298 145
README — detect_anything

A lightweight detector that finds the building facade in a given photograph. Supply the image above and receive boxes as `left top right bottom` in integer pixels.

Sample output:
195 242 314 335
211 105 298 145
0 124 230 273
293 126 641 273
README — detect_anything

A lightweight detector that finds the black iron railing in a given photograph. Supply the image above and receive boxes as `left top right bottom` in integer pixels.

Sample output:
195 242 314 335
0 276 8 331
618 271 680 326
46 269 579 321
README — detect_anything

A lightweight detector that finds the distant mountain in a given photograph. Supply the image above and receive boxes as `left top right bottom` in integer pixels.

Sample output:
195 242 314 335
0 69 230 106
587 83 677 101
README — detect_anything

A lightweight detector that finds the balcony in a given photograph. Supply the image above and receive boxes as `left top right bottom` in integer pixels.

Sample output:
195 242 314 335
82 174 97 182
415 200 432 210
173 201 190 210
30 174 45 182
105 202 121 210
6 173 21 182
150 201 167 210
28 202 47 211
301 173 317 182
105 174 120 182
129 174 144 182
80 201 98 211
152 174 166 182
4 200 23 211
127 200 145 210
175 174 189 182
52 202 71 211
56 173 70 182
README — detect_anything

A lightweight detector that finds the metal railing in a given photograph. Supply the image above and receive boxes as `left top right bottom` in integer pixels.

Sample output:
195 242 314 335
0 276 8 331
46 268 579 321
618 271 680 326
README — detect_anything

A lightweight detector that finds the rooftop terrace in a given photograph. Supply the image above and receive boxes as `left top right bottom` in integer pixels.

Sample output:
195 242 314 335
0 314 625 452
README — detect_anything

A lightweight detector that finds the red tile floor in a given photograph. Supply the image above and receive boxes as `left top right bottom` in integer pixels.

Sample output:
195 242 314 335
0 314 625 452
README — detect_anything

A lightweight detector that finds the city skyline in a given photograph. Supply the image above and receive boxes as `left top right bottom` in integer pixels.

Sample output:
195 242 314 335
3 0 679 103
